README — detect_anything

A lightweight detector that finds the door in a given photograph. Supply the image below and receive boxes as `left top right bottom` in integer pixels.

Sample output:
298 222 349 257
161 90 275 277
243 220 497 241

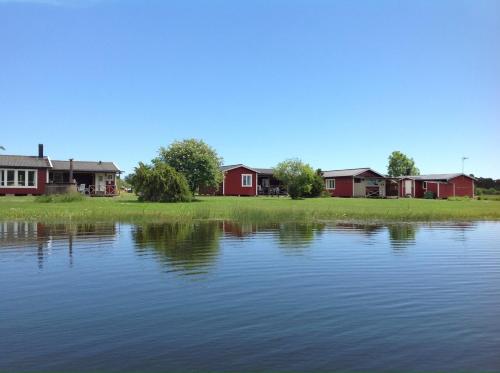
96 173 106 193
404 179 413 197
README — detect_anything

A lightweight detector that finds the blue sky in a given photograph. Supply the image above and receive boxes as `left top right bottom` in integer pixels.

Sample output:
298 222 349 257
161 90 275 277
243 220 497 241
1 0 499 177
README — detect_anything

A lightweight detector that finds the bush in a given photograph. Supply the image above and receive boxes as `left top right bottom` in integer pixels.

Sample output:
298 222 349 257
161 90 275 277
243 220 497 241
305 169 325 198
273 159 317 200
130 162 192 202
320 190 332 198
423 191 435 199
36 192 85 203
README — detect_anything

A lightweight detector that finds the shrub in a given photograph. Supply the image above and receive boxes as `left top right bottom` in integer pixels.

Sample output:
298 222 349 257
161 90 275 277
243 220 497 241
273 159 317 200
305 169 325 198
36 192 85 203
423 191 435 199
130 162 192 202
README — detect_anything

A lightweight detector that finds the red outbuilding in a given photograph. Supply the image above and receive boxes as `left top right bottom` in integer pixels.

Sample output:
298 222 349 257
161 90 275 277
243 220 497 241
200 164 258 196
322 168 387 197
398 174 475 199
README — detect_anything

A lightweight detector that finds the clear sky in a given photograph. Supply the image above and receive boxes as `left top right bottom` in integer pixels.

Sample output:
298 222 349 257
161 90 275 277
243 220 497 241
1 0 499 177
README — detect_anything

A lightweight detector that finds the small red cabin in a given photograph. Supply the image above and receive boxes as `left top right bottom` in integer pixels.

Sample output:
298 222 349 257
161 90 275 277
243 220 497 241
199 164 258 196
322 168 386 197
398 174 475 199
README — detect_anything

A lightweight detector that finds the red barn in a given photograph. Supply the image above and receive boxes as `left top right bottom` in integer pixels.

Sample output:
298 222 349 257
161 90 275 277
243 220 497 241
398 174 475 198
322 168 386 197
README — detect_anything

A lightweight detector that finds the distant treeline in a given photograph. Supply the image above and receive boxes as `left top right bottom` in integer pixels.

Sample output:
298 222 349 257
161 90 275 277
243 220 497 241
474 177 500 191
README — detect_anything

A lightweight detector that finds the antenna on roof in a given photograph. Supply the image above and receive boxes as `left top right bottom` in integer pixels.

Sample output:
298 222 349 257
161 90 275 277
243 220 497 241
461 156 468 174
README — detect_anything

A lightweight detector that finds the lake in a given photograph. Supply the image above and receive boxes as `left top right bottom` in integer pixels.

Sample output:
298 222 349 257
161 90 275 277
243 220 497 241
1 220 499 372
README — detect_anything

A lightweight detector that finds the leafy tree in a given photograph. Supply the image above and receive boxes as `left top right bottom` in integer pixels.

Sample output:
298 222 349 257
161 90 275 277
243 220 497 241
129 162 191 202
387 151 420 177
306 169 325 197
158 139 223 194
273 159 317 199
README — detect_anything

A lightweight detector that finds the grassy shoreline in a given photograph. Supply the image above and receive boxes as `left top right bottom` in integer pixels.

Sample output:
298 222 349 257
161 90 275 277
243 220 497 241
1 194 500 223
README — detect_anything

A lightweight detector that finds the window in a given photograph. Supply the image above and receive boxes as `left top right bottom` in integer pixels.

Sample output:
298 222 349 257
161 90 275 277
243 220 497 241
28 171 36 187
367 179 380 186
325 179 335 190
17 171 26 186
0 169 37 188
107 174 114 181
354 178 361 183
7 170 15 186
242 174 252 187
423 181 428 190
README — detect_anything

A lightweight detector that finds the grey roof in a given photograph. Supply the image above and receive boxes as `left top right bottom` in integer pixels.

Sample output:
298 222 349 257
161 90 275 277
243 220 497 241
0 155 52 168
253 168 274 175
322 168 384 178
401 173 473 181
51 160 121 173
220 164 260 173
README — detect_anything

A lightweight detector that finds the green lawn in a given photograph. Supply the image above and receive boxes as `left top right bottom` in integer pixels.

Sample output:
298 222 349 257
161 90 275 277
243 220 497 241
1 193 499 223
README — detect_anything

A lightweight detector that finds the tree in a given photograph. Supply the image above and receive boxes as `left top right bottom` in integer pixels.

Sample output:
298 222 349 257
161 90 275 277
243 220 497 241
129 162 192 202
158 139 223 195
0 146 5 151
387 151 420 177
273 159 317 199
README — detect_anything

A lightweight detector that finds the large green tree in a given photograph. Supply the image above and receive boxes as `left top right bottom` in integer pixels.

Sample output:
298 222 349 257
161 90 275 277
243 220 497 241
387 151 420 177
158 139 223 194
274 159 317 199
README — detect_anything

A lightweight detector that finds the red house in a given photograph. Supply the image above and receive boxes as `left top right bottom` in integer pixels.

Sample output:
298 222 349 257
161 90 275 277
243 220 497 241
199 164 258 196
0 144 121 197
398 174 475 198
322 168 387 197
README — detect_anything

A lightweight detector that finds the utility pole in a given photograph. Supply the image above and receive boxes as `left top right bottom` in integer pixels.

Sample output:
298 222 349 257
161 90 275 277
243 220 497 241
462 156 468 174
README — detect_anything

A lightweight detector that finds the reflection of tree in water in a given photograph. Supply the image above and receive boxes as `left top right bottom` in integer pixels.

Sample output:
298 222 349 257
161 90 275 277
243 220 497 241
388 224 418 249
277 223 326 251
132 222 221 275
335 223 385 237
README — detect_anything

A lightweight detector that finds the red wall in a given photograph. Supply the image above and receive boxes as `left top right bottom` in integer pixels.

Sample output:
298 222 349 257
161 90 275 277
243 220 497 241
450 175 474 197
223 167 257 196
326 177 353 197
0 168 47 195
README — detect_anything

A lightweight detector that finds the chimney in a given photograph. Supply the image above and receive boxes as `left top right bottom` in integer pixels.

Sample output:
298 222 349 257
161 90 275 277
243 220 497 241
38 144 44 158
69 158 74 184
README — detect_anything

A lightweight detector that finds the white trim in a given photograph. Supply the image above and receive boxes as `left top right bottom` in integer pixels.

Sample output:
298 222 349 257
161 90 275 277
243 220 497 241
423 181 428 190
241 174 252 187
0 169 38 189
325 178 336 190
437 183 440 198
223 164 260 173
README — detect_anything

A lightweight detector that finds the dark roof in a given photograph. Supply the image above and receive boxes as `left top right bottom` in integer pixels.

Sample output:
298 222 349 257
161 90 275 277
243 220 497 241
401 173 474 181
0 155 52 168
51 160 121 173
322 168 385 178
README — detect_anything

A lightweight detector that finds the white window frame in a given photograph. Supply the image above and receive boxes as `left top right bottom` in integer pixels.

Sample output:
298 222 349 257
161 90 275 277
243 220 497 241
0 169 38 188
325 178 335 190
242 174 252 187
423 181 428 190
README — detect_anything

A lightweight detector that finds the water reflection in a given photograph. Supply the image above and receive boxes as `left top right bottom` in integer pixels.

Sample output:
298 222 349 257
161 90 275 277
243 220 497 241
0 221 117 268
388 224 418 249
132 222 221 275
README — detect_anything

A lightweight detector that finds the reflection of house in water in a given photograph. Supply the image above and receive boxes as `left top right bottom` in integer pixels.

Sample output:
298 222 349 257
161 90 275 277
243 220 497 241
0 221 117 268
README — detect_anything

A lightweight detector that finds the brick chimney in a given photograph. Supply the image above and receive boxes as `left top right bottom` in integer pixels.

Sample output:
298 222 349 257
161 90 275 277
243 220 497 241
38 144 44 158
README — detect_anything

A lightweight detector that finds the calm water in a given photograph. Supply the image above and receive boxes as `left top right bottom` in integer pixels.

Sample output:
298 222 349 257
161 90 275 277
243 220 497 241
1 220 500 372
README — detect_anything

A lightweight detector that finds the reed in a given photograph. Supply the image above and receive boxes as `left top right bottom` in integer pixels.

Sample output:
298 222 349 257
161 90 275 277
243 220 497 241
1 194 499 223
